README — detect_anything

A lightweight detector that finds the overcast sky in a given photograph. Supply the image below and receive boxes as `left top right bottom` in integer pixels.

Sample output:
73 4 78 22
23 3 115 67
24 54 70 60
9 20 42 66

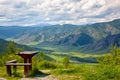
0 0 120 26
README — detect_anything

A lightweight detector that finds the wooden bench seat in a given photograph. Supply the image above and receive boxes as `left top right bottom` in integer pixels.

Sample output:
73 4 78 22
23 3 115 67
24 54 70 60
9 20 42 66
5 60 32 77
5 60 17 63
5 63 31 66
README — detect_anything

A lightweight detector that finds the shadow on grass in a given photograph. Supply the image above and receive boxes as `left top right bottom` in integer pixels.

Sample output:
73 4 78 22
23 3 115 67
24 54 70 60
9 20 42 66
29 68 50 78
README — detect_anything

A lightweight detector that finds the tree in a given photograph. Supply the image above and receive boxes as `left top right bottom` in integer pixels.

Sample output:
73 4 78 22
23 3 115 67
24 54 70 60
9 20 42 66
0 41 23 66
98 45 120 65
6 41 23 54
7 41 16 54
63 56 69 69
40 51 45 61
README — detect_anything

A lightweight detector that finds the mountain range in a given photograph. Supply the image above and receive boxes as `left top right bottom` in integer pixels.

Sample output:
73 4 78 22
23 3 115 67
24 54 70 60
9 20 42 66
80 33 120 53
0 19 120 53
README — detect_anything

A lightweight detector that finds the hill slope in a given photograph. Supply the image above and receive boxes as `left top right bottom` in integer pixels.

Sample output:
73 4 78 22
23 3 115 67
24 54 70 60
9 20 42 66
56 33 94 46
0 38 36 54
80 34 120 53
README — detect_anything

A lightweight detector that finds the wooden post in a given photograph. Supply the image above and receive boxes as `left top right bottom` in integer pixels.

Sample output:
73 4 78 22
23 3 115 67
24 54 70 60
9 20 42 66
6 65 12 76
24 59 28 77
29 58 32 72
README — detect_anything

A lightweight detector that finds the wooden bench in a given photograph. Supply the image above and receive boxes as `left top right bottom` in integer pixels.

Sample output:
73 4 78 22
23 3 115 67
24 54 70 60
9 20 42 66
5 60 31 77
5 60 17 77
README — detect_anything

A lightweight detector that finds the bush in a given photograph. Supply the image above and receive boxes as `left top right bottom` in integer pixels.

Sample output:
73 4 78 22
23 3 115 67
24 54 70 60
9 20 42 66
63 56 69 69
98 65 120 80
39 61 57 69
93 46 120 80
30 67 43 77
52 64 87 75
98 46 120 65
82 65 120 80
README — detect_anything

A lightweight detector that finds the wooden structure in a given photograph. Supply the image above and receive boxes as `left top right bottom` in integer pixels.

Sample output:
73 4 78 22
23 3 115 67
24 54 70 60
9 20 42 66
17 51 38 72
5 51 38 77
5 60 17 76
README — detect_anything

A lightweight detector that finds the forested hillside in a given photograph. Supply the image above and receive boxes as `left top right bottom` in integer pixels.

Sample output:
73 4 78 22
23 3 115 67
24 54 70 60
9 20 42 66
0 38 35 54
80 33 120 53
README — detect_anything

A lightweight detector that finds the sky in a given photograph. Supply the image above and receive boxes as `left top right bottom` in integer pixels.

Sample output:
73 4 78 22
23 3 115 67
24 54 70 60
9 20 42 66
0 0 120 26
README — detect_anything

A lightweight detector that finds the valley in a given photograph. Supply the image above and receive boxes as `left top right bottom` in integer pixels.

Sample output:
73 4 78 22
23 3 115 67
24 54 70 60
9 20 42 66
0 18 120 63
0 19 120 54
0 19 120 80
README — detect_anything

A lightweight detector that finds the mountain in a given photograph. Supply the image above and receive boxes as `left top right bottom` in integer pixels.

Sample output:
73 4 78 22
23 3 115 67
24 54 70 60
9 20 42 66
80 34 120 53
56 33 94 46
38 19 120 48
0 38 36 54
0 19 120 53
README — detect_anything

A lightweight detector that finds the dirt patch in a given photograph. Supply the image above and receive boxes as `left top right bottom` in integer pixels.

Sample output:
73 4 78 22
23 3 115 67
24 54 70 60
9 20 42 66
21 75 58 80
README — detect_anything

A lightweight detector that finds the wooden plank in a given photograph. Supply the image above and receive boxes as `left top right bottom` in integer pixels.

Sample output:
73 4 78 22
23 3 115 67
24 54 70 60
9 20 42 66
6 60 17 63
5 63 31 66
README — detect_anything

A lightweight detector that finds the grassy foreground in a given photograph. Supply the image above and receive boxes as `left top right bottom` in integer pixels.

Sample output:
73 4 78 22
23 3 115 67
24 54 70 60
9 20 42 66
51 64 120 80
0 44 120 80
0 62 120 80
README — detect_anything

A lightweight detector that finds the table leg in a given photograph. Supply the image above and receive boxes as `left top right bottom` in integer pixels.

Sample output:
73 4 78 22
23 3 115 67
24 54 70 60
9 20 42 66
29 58 32 72
24 59 28 77
6 65 12 76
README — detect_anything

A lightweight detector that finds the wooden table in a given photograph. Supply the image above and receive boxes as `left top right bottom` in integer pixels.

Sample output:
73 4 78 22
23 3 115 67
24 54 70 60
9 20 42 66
17 51 38 77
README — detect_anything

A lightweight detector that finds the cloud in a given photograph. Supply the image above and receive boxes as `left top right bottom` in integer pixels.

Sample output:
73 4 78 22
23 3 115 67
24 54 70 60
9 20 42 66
0 0 120 26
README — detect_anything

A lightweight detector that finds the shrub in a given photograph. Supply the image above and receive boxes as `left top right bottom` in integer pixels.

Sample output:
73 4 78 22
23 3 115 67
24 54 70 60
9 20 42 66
30 66 43 77
98 65 120 80
83 64 120 80
63 56 69 69
98 46 120 65
39 61 57 69
95 46 120 80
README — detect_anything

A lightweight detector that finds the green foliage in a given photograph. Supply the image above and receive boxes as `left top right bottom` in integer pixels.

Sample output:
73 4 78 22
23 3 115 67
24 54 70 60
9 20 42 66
0 41 23 66
82 65 120 80
52 64 85 75
39 51 45 61
39 60 57 69
93 46 120 80
52 63 120 80
30 66 43 77
98 46 120 65
63 56 69 69
6 41 23 54
7 41 16 54
99 65 120 80
111 45 120 65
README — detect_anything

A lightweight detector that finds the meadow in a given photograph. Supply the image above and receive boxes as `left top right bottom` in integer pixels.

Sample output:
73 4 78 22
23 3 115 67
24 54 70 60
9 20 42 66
0 44 120 80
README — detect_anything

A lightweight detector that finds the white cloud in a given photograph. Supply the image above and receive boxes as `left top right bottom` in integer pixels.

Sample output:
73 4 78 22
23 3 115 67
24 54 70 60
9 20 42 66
0 0 120 26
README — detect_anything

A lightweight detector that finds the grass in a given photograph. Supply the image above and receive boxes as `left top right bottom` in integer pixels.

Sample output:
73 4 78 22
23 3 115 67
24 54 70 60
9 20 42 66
40 46 107 62
47 54 64 62
51 64 96 80
51 64 120 80
46 51 104 63
0 63 120 80
0 46 119 80
0 66 24 80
